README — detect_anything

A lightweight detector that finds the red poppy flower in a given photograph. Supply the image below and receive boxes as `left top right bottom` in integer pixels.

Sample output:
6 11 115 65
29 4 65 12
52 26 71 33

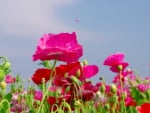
32 32 83 63
103 52 128 72
52 62 99 86
137 103 150 113
31 68 51 84
81 81 101 101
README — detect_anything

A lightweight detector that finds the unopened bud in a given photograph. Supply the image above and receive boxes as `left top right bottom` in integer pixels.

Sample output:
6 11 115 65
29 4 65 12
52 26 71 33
100 84 106 93
3 62 11 70
0 81 6 89
76 69 81 77
0 69 5 82
117 65 123 71
104 104 110 110
70 76 81 85
111 84 117 93
83 59 88 65
74 100 82 107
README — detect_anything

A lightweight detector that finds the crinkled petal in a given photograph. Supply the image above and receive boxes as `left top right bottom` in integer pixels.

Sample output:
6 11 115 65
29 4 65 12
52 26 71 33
83 65 99 78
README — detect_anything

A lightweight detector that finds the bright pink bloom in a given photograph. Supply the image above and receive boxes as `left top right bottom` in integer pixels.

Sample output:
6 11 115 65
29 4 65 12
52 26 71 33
5 75 16 84
32 32 83 63
34 91 43 101
103 52 128 72
137 103 150 113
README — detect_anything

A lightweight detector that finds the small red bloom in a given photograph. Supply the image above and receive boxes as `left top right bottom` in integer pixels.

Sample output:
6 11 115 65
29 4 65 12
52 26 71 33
31 68 51 84
32 32 83 63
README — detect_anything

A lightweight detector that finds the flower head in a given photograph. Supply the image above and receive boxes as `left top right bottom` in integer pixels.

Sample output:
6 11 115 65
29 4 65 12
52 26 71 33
103 52 128 72
32 32 83 63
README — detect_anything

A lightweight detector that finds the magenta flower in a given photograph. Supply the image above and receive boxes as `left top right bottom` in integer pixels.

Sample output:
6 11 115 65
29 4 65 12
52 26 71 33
103 52 128 72
5 75 15 84
32 32 83 63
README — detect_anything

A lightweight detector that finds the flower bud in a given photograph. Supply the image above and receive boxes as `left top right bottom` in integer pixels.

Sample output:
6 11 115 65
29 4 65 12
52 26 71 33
117 65 123 71
83 59 88 65
3 62 11 70
111 84 117 93
70 76 80 84
0 69 5 82
74 100 82 107
76 69 81 77
100 84 106 93
0 81 6 89
65 86 71 93
104 104 110 110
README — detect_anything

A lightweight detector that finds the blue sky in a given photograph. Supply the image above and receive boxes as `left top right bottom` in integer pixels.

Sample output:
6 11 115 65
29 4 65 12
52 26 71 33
0 0 150 83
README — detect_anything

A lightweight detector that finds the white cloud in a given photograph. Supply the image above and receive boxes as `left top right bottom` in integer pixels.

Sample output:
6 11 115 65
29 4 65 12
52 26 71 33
0 0 79 38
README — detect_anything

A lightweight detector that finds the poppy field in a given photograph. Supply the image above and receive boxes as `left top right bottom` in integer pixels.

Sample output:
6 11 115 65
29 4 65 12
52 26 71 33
0 32 150 113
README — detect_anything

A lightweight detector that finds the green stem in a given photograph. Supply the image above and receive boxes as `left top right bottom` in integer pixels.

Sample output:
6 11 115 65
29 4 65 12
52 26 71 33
37 59 57 113
119 71 126 113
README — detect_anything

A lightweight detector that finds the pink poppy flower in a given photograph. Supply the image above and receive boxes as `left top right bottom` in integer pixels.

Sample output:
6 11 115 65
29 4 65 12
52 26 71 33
103 52 128 72
32 32 83 63
5 75 16 84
